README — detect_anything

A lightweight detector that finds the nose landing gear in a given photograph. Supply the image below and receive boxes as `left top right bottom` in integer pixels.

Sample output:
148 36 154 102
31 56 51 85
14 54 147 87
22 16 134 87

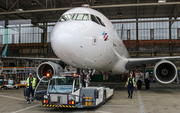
80 69 95 87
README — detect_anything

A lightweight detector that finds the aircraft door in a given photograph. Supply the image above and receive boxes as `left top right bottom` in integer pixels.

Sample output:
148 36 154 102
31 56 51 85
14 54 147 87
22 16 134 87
34 77 49 101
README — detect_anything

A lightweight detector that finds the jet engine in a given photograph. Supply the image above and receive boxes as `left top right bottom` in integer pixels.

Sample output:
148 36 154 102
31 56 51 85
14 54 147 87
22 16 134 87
154 60 177 84
37 61 64 80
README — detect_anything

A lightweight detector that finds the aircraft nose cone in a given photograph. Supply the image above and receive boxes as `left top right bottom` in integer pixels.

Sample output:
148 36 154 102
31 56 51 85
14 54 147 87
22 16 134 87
52 30 72 46
51 22 80 57
51 23 72 43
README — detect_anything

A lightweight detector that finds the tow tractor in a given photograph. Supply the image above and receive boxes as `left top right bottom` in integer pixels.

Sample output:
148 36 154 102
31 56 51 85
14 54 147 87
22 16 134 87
34 73 114 108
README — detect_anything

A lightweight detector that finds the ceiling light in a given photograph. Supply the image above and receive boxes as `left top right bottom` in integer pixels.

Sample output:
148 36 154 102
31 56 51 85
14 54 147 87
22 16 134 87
31 1 36 5
15 9 24 11
118 13 122 17
158 0 166 3
81 4 89 7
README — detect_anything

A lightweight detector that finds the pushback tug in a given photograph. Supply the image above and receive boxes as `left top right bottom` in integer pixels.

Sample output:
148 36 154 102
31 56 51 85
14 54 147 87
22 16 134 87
34 67 114 108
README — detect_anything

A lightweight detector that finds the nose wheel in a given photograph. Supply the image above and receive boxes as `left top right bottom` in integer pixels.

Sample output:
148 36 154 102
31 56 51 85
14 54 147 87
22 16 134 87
81 69 95 87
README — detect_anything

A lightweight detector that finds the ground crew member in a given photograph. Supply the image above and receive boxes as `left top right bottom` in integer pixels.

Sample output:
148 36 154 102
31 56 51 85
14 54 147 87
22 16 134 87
125 73 136 99
26 73 36 103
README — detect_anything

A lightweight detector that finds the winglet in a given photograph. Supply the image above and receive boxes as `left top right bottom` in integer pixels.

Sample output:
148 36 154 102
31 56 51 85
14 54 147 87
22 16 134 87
2 44 8 57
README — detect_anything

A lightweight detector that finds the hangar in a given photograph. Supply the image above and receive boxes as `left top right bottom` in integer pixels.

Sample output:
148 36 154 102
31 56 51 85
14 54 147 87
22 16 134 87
0 0 180 113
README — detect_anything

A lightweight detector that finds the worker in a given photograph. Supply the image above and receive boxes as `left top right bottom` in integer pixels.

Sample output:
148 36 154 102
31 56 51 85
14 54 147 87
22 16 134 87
125 73 136 99
26 73 36 104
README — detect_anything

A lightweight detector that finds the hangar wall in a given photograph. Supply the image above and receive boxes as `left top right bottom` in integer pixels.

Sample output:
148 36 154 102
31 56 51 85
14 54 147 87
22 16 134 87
0 18 180 67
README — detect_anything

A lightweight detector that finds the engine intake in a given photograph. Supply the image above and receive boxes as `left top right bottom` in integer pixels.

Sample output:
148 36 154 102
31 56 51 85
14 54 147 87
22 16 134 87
154 60 177 84
37 61 63 80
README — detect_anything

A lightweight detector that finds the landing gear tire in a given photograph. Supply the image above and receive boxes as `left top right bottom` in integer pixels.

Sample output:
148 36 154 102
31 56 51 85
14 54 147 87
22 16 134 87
145 79 150 89
137 80 142 89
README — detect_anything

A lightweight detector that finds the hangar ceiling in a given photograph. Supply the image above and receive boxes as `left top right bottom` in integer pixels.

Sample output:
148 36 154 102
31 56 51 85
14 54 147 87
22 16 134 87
0 0 180 24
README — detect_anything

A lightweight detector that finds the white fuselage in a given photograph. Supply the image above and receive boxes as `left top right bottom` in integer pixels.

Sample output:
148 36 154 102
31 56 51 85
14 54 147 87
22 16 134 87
51 7 130 74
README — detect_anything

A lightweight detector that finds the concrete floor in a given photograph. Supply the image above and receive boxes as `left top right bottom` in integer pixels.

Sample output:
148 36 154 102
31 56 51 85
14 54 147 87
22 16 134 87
0 82 180 113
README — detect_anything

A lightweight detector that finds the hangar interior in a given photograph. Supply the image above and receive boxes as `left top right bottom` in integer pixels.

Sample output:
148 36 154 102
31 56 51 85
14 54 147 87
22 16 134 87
1 1 180 113
0 0 180 75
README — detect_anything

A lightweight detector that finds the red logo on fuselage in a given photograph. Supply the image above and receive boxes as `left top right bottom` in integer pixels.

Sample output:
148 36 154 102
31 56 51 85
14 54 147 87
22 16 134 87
103 33 108 41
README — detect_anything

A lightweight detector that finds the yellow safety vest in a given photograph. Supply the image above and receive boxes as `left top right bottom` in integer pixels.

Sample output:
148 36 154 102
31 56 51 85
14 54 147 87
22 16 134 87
127 77 135 87
76 79 79 85
27 77 36 88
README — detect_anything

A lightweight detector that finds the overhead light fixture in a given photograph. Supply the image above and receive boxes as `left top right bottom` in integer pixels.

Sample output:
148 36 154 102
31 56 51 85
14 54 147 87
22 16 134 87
158 0 166 3
117 13 122 17
81 4 89 7
31 1 36 5
15 9 24 11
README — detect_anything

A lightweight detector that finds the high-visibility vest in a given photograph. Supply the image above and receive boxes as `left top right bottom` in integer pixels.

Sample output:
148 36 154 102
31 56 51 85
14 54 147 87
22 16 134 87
27 77 36 88
127 77 135 87
76 79 79 85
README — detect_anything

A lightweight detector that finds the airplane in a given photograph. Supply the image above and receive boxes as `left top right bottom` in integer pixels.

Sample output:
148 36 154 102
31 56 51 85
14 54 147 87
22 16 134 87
2 7 180 89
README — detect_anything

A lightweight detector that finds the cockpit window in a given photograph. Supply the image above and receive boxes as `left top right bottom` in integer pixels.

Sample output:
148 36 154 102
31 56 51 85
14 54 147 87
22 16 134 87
91 15 106 27
96 16 105 27
59 14 72 22
83 14 89 20
59 14 89 22
91 15 100 25
72 14 89 20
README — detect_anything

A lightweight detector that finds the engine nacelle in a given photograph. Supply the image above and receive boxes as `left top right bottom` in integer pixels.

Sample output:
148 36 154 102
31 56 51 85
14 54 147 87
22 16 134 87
154 60 177 84
37 61 64 80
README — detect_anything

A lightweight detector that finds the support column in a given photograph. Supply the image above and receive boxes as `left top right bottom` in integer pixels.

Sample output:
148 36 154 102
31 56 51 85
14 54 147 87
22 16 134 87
42 22 47 55
136 0 139 57
169 17 172 56
136 18 139 57
5 16 8 28
18 24 21 56
46 0 48 8
6 0 8 10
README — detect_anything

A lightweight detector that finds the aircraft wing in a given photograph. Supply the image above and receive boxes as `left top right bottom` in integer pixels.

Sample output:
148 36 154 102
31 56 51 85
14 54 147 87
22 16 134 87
2 56 61 61
126 56 180 68
1 44 61 61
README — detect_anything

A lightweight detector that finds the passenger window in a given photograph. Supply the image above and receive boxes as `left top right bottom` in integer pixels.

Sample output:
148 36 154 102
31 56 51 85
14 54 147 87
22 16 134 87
91 15 100 25
96 16 105 27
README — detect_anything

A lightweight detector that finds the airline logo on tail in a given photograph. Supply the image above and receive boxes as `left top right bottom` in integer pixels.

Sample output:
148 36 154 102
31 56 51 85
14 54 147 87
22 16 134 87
2 44 8 57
